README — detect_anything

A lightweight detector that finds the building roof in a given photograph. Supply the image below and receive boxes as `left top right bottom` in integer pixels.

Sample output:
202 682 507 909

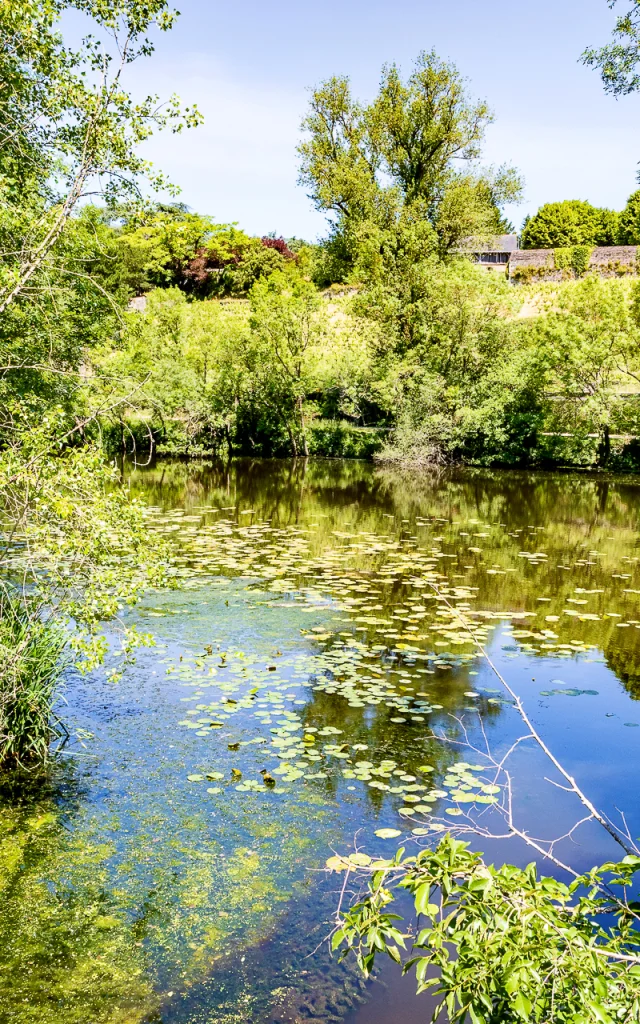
460 233 519 254
484 234 519 253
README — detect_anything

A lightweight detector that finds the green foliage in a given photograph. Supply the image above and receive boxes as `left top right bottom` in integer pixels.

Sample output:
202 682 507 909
298 50 522 279
617 189 640 244
0 0 201 767
94 274 365 458
525 276 640 459
521 201 618 249
331 834 640 1023
307 422 387 459
554 244 594 276
94 287 250 454
377 350 544 468
0 206 134 414
111 209 297 297
89 259 640 472
0 595 67 766
242 270 329 455
583 1 640 96
0 408 170 764
0 0 201 316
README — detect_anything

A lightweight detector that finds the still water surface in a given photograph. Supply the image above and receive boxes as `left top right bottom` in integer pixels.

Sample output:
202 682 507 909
1 459 640 1024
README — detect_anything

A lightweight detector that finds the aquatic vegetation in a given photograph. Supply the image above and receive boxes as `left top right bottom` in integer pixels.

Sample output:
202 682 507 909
2 460 640 1023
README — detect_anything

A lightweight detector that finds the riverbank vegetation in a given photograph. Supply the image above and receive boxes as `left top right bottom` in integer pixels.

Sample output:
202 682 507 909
1 2 640 1022
4 8 640 475
86 238 640 470
0 0 194 766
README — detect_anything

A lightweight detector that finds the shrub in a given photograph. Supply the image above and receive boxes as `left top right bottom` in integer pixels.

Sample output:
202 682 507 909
554 245 593 276
307 421 387 459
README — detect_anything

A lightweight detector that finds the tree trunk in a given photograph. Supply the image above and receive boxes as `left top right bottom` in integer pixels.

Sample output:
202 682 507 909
597 425 611 468
288 423 298 457
297 396 308 457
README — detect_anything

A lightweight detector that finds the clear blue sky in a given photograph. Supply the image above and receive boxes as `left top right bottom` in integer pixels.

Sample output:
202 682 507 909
122 0 640 240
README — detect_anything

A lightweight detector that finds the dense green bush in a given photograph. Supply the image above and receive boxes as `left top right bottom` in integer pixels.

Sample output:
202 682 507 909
88 270 640 470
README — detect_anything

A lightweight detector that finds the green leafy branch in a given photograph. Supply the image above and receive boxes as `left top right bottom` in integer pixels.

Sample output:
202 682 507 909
330 836 640 1023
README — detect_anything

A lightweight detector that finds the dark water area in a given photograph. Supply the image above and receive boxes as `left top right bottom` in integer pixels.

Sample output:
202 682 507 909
1 458 640 1023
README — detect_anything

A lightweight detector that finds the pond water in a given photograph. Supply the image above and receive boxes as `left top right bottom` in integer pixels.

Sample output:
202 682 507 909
1 459 640 1024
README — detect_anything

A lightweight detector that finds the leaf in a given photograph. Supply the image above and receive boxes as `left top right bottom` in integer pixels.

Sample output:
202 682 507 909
585 1002 613 1024
512 992 532 1019
375 828 402 839
414 882 433 915
348 852 372 867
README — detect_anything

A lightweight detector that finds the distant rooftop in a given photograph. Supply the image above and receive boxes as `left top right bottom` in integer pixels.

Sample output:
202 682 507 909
460 234 519 254
492 234 519 252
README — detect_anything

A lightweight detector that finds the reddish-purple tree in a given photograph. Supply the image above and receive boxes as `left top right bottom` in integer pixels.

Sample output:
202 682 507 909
261 236 296 259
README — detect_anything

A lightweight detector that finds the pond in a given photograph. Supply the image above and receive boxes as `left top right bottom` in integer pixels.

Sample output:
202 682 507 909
1 458 639 1024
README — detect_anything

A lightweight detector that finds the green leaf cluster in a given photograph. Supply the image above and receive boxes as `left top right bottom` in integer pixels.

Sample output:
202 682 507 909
334 834 640 1023
554 245 594 276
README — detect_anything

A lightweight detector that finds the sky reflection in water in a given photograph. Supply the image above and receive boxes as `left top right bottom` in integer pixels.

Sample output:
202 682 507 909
1 460 639 1024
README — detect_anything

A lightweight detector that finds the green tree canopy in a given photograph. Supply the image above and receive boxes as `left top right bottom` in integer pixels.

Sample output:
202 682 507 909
0 0 201 316
520 200 619 249
298 50 522 266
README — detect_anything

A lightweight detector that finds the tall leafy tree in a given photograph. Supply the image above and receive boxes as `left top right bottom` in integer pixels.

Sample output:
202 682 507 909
298 51 522 265
0 0 198 765
618 188 640 242
0 0 201 316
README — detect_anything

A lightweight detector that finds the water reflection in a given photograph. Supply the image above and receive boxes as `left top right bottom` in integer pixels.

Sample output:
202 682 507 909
1 459 639 1024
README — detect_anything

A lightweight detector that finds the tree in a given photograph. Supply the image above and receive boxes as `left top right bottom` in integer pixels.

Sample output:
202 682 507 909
244 270 328 456
93 287 250 455
520 200 618 249
618 189 640 243
0 0 198 766
0 0 201 316
298 51 522 262
367 54 491 210
0 409 169 765
526 276 640 463
115 209 217 293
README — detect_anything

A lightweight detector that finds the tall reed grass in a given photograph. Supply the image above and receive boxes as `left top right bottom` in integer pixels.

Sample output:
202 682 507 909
0 594 67 767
